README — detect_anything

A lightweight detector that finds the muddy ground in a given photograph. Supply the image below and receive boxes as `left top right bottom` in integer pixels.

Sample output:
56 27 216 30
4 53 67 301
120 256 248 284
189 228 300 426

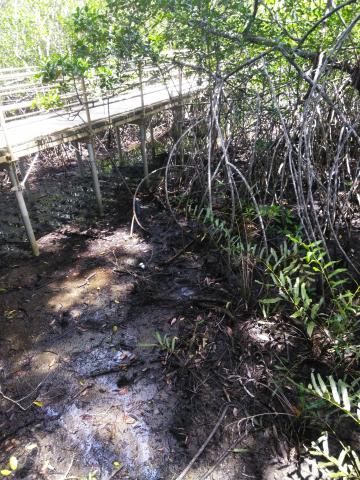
0 154 322 479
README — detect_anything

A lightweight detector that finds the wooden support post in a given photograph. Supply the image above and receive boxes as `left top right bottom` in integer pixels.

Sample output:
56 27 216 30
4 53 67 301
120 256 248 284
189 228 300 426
115 126 124 165
138 63 149 187
81 76 104 215
8 162 39 256
178 65 184 165
0 108 39 256
72 141 85 176
17 158 33 204
87 143 103 216
149 118 156 161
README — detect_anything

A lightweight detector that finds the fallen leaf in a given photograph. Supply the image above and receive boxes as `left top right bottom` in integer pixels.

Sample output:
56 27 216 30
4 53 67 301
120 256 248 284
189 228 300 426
291 405 302 417
33 400 44 407
0 470 12 476
9 457 17 471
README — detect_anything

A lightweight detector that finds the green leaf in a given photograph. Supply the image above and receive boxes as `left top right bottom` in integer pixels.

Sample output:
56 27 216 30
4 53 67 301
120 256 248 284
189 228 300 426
306 321 315 337
330 279 348 288
260 297 282 304
323 261 336 270
329 376 341 404
300 282 307 301
317 374 328 394
338 448 347 466
311 372 322 396
0 470 12 477
328 268 348 279
340 381 351 411
310 302 321 320
33 400 44 407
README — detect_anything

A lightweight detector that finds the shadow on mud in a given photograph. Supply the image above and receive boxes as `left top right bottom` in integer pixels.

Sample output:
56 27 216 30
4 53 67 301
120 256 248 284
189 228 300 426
0 156 318 480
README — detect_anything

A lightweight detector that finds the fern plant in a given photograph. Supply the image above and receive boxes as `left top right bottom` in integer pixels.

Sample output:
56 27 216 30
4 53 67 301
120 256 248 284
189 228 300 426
260 239 320 336
153 331 178 354
310 433 360 479
186 203 266 305
307 373 360 479
260 237 359 340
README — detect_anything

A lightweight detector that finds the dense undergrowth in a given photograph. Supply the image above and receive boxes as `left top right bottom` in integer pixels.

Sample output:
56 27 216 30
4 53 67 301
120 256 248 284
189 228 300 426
165 193 360 477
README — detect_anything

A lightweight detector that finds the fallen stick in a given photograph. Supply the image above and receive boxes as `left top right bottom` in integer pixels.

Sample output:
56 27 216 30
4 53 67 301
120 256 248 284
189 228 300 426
77 272 96 288
195 302 235 320
199 432 248 480
161 239 195 265
174 402 235 480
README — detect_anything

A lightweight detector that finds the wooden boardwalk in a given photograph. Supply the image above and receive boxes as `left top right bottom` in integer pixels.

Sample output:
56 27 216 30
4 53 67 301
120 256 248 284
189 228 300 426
0 64 203 256
0 74 200 162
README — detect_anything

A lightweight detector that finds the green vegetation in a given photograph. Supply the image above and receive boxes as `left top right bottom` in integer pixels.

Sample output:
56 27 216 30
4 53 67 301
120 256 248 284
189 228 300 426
0 0 84 67
307 374 360 478
2 0 360 477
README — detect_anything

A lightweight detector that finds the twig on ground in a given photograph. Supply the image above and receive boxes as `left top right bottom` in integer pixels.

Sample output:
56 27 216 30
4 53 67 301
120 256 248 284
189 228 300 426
161 239 195 265
0 371 52 411
0 386 28 411
77 273 96 288
61 454 75 480
199 432 248 480
174 402 235 480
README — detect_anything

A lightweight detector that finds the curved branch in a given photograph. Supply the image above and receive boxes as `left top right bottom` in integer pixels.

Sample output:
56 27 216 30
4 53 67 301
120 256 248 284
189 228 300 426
298 0 357 46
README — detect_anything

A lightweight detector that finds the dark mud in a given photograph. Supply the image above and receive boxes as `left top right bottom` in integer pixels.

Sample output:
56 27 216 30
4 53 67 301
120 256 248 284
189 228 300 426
0 156 321 479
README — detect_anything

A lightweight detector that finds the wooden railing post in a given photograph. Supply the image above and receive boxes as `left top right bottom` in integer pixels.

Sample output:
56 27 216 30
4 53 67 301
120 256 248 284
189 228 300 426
178 65 184 165
81 76 104 215
149 117 156 161
17 158 34 204
138 62 149 187
0 108 39 256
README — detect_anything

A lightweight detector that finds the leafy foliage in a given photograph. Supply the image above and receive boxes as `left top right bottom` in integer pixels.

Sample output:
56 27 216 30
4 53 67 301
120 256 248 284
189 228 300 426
261 238 359 342
308 374 360 478
0 0 83 67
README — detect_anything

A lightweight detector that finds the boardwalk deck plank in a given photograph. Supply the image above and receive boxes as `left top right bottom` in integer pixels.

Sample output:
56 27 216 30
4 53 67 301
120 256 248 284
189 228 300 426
0 76 200 161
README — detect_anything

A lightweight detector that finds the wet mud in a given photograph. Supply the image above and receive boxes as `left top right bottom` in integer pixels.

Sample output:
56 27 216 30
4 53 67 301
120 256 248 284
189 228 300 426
0 157 320 479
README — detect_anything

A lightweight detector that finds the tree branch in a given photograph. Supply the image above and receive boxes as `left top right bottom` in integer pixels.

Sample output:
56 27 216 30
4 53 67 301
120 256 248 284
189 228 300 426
298 0 357 45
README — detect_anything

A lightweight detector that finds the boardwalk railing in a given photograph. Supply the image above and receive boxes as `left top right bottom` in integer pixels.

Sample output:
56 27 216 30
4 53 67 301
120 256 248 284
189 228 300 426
0 56 203 255
0 59 200 161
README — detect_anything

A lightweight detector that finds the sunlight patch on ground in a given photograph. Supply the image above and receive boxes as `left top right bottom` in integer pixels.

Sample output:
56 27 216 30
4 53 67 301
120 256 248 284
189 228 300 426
46 268 124 310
